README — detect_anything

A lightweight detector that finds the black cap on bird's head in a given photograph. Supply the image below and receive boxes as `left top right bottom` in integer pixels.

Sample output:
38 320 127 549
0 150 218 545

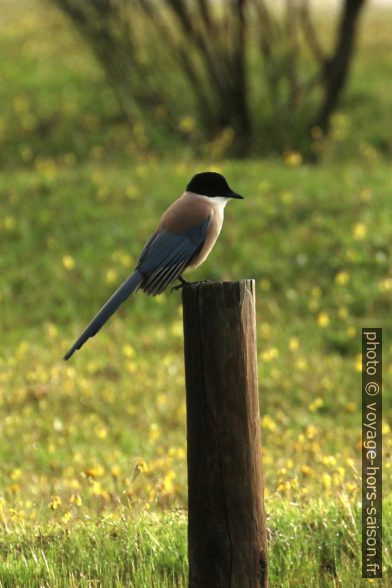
186 172 244 199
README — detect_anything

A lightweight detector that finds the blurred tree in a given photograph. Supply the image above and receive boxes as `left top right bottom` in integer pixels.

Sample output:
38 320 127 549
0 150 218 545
53 0 367 159
256 0 367 158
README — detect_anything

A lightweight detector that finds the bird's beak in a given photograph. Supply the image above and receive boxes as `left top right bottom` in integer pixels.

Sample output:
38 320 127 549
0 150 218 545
227 191 244 199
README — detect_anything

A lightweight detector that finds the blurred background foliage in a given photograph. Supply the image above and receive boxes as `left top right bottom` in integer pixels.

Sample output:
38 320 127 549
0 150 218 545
52 0 367 159
0 0 391 510
1 0 392 165
0 0 391 583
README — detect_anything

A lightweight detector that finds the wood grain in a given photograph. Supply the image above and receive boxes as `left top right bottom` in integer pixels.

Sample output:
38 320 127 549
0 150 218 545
182 280 268 588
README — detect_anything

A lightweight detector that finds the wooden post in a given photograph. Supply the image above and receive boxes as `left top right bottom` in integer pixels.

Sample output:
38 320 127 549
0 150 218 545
182 280 268 588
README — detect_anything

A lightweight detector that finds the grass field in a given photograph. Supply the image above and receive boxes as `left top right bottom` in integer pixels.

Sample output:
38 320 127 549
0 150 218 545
0 1 391 586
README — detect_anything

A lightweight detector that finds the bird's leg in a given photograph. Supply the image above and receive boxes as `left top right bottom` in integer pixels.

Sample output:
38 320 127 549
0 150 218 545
171 275 211 293
171 275 189 292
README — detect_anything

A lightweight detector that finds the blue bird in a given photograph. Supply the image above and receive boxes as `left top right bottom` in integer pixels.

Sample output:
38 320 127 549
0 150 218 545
63 172 243 360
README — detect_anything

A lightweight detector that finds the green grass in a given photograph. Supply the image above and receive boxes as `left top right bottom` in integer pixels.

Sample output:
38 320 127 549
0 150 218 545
0 511 188 588
0 1 391 586
1 500 391 587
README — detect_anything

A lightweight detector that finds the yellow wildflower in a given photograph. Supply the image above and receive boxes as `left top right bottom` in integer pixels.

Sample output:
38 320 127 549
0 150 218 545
178 116 196 133
62 255 75 270
84 465 105 478
105 269 118 284
306 425 317 440
353 223 367 240
49 496 62 510
261 347 279 362
317 312 330 328
335 271 349 286
321 473 331 489
131 458 147 482
308 397 324 413
283 151 302 167
62 512 72 523
261 415 277 432
69 494 82 506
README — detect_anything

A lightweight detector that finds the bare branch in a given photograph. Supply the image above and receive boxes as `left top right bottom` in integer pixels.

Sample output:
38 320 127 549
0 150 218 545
163 0 232 94
285 0 301 108
299 0 325 65
195 0 212 31
137 0 216 128
253 0 276 61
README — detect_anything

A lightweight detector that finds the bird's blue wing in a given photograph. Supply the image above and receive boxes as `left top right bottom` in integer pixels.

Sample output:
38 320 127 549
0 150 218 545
136 216 211 295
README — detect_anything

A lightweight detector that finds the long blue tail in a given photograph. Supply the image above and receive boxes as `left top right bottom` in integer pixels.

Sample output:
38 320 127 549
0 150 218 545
64 271 143 360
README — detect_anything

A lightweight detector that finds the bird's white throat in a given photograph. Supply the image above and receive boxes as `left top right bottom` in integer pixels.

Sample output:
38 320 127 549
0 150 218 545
191 193 229 209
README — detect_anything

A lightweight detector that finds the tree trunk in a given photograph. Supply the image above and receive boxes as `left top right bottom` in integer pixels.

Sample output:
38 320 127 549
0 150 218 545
312 0 367 135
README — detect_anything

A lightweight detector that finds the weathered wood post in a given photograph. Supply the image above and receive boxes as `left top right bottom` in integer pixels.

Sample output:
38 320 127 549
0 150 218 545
182 280 268 588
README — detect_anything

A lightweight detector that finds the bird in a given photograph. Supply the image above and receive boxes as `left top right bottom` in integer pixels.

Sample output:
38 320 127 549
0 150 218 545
63 171 244 360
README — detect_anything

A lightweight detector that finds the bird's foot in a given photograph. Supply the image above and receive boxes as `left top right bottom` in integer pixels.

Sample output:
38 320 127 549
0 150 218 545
171 275 189 292
171 278 209 293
